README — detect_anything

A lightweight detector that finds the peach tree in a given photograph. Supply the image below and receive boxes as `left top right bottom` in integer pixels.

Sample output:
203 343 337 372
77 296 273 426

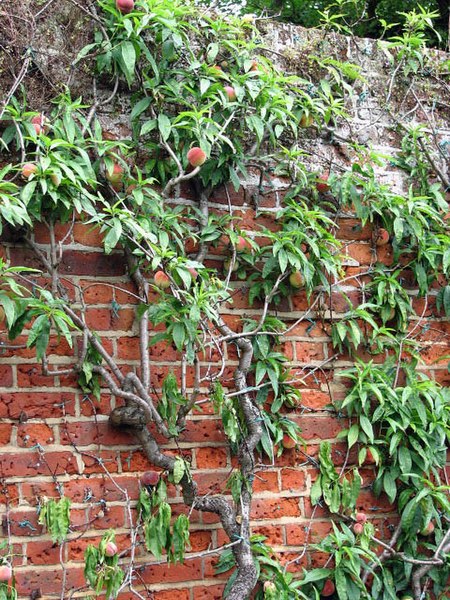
0 1 449 599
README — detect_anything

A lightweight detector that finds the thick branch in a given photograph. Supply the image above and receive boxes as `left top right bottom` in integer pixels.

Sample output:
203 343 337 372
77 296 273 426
125 248 150 392
411 528 450 600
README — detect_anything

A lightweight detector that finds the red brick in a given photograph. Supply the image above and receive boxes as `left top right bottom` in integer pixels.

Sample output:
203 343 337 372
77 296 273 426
17 423 54 447
21 481 62 506
16 364 54 387
0 452 77 477
300 390 331 409
280 469 306 492
0 483 19 506
120 449 153 473
251 524 284 545
196 447 228 469
181 419 227 444
73 223 105 246
117 337 140 360
250 497 300 519
193 584 225 599
9 246 46 270
148 340 182 362
33 222 71 244
298 416 343 441
0 365 13 387
418 344 448 365
85 307 136 331
346 242 374 265
138 558 202 584
253 470 279 493
189 530 212 552
0 392 75 419
60 250 126 276
64 475 139 503
0 423 12 444
61 421 133 446
295 342 325 362
79 279 114 303
286 520 332 545
25 540 61 565
14 565 85 595
153 590 190 600
3 509 43 537
336 218 372 241
82 450 120 474
80 393 113 417
92 504 125 529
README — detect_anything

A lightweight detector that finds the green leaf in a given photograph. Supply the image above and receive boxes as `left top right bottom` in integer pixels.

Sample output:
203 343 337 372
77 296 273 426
172 457 185 485
347 423 359 448
383 471 397 503
120 41 136 85
359 415 374 443
172 322 185 351
158 113 172 142
310 476 322 506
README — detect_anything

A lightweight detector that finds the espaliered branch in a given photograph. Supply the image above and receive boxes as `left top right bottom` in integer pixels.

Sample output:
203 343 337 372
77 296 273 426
0 1 449 599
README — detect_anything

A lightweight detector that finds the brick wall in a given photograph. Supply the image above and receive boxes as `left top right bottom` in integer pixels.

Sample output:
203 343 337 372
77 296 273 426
1 16 449 600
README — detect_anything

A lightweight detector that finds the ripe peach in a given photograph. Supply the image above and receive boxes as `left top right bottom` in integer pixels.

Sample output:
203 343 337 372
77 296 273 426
281 434 297 449
106 163 124 191
263 581 276 592
22 163 38 179
141 471 160 487
154 270 170 289
375 228 390 246
187 147 207 167
316 173 330 193
321 579 335 597
105 541 118 557
289 271 305 289
236 235 252 252
355 512 367 524
31 114 49 135
224 86 237 101
50 173 61 187
250 60 259 72
187 267 199 280
353 522 364 535
0 564 12 582
420 521 435 536
116 0 134 13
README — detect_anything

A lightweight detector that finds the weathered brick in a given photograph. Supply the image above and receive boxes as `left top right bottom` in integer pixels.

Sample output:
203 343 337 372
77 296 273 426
60 250 126 276
195 446 228 469
250 497 301 520
0 365 13 387
61 421 133 446
17 423 54 447
0 451 77 477
0 423 12 444
0 392 75 419
25 540 61 565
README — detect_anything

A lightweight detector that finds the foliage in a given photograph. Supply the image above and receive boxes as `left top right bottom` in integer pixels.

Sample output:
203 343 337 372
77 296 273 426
37 496 71 544
0 0 448 599
208 0 449 48
137 480 191 563
84 531 124 598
